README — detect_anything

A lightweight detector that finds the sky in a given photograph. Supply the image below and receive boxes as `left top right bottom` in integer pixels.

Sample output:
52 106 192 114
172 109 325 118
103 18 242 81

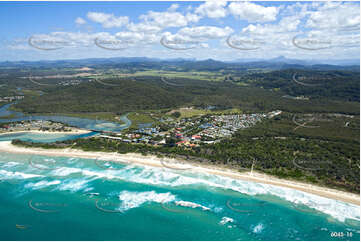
0 1 359 62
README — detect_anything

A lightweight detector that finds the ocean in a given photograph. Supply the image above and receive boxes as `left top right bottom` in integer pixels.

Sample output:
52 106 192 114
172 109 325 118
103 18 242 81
0 152 359 241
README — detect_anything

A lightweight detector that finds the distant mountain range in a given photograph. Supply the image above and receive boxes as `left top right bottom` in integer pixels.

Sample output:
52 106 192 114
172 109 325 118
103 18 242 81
230 55 360 66
0 56 359 71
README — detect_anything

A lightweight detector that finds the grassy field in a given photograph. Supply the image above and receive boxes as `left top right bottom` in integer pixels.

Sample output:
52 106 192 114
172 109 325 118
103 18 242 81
106 70 226 81
28 112 126 124
167 107 243 118
127 112 157 129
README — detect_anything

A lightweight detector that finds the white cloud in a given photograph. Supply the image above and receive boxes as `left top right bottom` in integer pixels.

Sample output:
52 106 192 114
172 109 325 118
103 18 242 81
168 4 179 12
160 26 233 51
115 31 158 45
229 2 279 23
178 26 234 39
139 10 199 29
195 1 228 18
185 13 202 23
242 15 301 35
127 22 162 34
305 2 360 31
87 12 129 28
28 31 116 49
127 7 201 34
75 17 86 25
5 1 360 62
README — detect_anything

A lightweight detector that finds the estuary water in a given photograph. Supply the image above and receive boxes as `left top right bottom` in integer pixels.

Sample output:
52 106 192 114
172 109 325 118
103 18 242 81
0 103 131 133
0 152 359 241
0 131 98 143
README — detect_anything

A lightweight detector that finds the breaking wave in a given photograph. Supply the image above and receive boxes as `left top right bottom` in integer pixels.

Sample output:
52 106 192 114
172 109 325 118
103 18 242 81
1 154 359 223
117 190 175 212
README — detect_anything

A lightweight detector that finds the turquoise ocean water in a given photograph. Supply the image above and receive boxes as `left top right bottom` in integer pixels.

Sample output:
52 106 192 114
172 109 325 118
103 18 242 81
0 152 359 241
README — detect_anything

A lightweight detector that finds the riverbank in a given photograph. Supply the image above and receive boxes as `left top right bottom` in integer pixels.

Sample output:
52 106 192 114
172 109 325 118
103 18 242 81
0 140 359 206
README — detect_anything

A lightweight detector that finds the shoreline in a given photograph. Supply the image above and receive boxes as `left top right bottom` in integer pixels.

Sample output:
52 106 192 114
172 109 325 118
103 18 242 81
0 129 91 136
0 141 359 206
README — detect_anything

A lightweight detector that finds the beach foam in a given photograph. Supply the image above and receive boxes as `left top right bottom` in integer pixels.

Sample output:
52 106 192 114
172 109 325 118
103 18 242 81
0 169 44 179
112 165 360 222
24 180 61 190
175 201 211 211
252 223 264 234
118 190 176 212
220 216 234 225
1 161 20 168
58 178 93 193
1 151 359 223
39 161 361 222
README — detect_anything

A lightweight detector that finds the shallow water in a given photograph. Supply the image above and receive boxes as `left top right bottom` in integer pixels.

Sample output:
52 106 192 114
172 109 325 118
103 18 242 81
0 103 131 133
0 152 359 241
0 131 98 143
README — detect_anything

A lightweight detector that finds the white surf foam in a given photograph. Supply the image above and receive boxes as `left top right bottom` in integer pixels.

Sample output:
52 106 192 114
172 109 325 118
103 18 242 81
252 223 264 234
24 180 61 190
109 165 360 223
0 169 44 179
1 162 20 168
58 178 92 193
13 156 359 223
117 190 175 212
175 201 211 211
219 216 234 225
52 167 82 177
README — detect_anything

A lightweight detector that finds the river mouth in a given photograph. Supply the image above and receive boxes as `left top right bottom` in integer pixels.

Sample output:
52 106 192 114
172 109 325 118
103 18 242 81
0 103 132 139
0 131 98 143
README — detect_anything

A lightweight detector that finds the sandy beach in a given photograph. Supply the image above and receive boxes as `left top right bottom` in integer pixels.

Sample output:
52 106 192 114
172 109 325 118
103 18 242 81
0 140 359 206
0 129 90 136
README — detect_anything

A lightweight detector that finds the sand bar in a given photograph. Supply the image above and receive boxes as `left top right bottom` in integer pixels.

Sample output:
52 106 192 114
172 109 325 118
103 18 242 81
0 129 91 136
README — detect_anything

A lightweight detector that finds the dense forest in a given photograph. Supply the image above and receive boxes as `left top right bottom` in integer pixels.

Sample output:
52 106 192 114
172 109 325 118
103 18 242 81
0 59 359 115
6 71 360 115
